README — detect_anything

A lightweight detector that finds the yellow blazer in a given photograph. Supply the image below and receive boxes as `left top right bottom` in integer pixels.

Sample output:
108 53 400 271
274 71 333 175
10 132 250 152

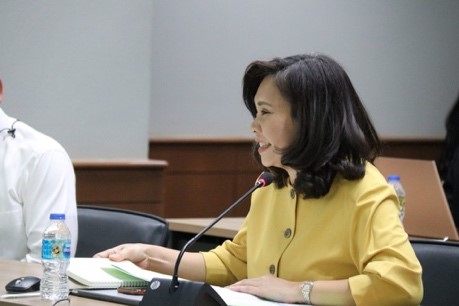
202 162 423 305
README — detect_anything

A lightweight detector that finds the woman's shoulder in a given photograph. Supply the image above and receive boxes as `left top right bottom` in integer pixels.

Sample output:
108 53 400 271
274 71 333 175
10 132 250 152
335 161 387 186
332 161 392 202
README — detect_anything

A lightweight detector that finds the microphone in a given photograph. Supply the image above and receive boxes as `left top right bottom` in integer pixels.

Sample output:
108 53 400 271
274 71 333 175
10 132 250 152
7 128 16 138
6 119 19 138
140 171 274 306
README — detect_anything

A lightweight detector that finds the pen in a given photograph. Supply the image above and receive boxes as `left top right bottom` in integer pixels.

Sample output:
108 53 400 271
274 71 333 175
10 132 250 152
0 291 41 299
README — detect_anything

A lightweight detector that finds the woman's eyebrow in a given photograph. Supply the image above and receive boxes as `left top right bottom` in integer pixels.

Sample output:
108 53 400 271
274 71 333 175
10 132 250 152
256 101 272 107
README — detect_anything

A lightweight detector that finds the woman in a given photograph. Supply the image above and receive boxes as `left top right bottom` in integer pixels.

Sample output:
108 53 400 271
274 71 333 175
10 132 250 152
95 54 423 305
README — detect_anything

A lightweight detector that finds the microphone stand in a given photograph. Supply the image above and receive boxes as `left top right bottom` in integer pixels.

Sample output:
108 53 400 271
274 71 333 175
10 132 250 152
140 174 271 306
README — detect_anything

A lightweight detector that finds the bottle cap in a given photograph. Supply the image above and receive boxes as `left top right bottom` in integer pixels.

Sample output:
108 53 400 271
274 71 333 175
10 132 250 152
50 213 66 220
387 175 400 181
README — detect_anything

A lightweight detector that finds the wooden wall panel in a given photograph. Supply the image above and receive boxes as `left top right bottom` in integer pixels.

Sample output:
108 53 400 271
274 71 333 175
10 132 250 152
74 160 168 216
381 138 444 160
149 138 445 218
163 174 238 218
149 140 261 218
72 138 445 219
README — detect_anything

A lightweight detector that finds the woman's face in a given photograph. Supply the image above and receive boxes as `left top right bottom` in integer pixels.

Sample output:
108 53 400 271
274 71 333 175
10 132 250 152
251 76 299 169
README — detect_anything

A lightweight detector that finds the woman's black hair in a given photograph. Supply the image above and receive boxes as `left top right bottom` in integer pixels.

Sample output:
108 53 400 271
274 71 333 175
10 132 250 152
242 53 381 198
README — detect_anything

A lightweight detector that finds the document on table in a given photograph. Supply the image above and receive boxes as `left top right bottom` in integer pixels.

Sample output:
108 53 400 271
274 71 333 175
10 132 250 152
213 286 310 306
68 258 309 305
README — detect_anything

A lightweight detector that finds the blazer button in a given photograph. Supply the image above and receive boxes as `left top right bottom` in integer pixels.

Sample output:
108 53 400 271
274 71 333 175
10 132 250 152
290 189 296 199
284 228 292 238
269 264 276 274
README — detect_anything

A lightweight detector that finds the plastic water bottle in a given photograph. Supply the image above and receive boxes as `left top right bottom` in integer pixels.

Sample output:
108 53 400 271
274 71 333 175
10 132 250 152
387 175 406 222
40 213 71 300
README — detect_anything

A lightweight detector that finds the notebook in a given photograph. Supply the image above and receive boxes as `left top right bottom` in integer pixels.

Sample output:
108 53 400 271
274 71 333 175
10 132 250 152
68 258 304 305
374 157 459 240
67 258 169 288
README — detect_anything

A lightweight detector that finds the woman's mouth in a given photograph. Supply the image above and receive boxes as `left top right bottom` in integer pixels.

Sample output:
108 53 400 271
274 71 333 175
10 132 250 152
258 142 271 153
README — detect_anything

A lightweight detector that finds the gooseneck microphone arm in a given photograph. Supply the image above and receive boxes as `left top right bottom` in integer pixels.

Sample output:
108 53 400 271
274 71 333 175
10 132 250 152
169 172 273 292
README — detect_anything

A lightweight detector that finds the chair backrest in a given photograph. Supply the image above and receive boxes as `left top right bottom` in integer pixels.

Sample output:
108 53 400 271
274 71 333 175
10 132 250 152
411 239 459 305
374 157 458 240
76 205 169 257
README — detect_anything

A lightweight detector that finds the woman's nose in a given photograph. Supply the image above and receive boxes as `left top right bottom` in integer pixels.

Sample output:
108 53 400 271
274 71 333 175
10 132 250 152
251 117 260 134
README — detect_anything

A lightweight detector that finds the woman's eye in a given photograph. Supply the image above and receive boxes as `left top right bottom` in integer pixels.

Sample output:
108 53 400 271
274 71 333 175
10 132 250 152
260 110 270 115
254 109 271 118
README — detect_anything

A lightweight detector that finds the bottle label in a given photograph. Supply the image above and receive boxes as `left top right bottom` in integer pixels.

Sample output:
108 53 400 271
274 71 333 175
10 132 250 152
42 239 71 260
399 196 406 222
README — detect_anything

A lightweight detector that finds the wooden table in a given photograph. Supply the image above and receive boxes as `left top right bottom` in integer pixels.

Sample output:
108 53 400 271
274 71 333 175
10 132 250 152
167 217 244 251
167 217 244 239
0 259 122 306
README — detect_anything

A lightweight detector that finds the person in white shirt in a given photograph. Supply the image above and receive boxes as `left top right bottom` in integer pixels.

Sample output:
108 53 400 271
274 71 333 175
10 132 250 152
0 79 78 262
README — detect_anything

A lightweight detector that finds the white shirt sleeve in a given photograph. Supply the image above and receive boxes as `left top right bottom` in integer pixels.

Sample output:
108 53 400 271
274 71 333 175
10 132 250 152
21 149 78 261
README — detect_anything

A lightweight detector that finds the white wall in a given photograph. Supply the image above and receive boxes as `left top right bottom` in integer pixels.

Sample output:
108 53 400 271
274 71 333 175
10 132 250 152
0 0 153 159
150 0 459 139
1 1 458 159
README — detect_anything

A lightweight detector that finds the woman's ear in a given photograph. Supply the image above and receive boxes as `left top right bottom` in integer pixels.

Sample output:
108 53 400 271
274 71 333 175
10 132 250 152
0 79 3 102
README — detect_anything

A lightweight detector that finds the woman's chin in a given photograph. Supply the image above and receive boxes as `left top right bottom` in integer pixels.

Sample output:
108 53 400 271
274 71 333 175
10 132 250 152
260 158 280 169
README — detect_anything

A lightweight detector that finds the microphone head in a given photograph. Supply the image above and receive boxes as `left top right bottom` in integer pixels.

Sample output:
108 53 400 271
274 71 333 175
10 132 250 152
256 171 274 187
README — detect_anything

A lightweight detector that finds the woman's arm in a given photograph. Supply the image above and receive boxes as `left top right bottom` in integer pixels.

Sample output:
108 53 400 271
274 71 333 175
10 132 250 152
94 243 206 282
227 275 355 305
